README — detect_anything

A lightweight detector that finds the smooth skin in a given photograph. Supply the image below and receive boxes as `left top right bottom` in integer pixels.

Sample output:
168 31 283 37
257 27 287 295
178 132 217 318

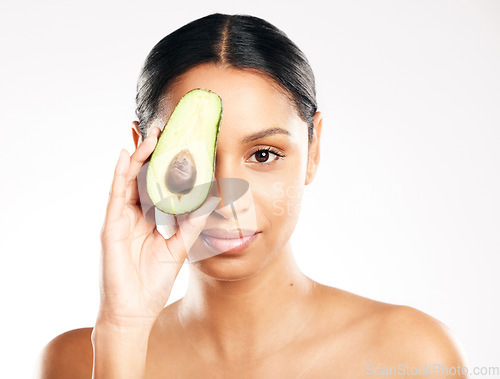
36 63 468 378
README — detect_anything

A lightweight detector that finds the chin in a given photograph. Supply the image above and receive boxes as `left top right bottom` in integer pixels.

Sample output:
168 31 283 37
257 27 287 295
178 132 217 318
188 240 277 282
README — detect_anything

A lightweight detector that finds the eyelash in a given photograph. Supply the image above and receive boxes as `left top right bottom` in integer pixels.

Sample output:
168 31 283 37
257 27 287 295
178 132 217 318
247 147 286 165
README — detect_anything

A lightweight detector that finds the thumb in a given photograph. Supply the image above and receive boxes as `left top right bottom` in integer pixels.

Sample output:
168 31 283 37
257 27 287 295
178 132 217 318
165 196 220 262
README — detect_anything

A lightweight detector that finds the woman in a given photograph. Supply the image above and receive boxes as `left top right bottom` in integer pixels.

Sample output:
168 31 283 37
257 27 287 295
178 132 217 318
39 13 467 378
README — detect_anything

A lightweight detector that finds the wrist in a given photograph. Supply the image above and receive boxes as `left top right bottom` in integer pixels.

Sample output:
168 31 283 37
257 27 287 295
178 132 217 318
92 318 153 343
92 319 152 379
95 308 158 332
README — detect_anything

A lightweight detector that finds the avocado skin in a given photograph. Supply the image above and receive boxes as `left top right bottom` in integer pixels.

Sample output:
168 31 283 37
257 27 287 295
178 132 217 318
146 88 222 215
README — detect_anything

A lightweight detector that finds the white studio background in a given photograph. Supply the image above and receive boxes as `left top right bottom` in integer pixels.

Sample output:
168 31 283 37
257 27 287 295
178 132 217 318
1 0 498 377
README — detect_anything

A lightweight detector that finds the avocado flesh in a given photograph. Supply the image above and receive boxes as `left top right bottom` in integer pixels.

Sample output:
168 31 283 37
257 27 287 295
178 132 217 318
146 88 222 215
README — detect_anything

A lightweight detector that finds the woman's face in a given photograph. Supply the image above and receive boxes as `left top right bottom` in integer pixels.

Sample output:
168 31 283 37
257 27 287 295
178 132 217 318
152 62 321 281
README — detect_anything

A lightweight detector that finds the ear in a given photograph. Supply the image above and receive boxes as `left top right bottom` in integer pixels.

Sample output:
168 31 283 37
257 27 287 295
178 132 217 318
305 112 323 185
131 121 142 149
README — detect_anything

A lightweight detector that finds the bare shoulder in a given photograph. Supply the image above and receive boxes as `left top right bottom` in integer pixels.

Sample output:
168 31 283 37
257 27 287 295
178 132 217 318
35 328 94 379
313 284 468 376
369 303 468 366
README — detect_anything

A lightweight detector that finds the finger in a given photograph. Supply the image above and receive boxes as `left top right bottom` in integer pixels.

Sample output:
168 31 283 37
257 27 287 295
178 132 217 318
165 197 220 263
155 209 178 239
105 149 130 225
126 126 161 185
126 126 162 206
125 127 161 204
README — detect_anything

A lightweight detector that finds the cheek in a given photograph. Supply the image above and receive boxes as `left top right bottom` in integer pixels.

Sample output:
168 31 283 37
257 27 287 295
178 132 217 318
271 181 304 221
250 171 305 227
247 146 308 232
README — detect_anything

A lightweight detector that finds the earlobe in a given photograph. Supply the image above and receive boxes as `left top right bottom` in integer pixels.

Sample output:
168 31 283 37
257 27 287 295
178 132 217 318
131 121 142 149
305 112 323 185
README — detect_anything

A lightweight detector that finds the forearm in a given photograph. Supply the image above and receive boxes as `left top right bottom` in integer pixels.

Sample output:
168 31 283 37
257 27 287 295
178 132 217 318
91 320 152 379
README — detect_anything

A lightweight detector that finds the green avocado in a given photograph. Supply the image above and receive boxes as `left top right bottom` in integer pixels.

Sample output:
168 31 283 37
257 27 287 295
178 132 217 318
146 88 222 215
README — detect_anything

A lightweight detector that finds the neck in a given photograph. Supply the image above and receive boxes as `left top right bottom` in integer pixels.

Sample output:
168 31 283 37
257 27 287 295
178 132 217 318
178 242 316 361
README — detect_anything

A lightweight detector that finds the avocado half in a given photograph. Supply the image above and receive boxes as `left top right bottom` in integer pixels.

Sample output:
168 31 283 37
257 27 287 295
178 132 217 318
146 88 223 215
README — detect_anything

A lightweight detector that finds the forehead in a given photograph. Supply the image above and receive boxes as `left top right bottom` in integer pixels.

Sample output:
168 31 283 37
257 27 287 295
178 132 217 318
157 63 305 140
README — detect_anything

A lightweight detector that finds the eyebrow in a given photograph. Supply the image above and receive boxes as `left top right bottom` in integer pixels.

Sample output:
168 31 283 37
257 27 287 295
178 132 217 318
240 127 291 144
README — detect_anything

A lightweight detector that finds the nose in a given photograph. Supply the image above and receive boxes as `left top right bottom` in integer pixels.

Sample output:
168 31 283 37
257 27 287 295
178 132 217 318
208 155 252 219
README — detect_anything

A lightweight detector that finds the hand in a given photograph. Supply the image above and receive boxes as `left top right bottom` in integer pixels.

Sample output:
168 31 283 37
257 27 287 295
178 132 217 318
97 126 219 329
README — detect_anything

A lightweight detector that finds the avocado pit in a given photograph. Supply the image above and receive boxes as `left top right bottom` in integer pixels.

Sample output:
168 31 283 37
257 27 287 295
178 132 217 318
166 149 197 195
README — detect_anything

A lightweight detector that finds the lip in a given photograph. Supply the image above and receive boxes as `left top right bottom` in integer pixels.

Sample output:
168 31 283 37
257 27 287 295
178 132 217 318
200 229 260 254
202 228 257 239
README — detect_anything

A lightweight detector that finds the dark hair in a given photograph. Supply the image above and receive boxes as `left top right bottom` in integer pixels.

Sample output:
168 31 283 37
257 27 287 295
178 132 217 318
135 13 317 144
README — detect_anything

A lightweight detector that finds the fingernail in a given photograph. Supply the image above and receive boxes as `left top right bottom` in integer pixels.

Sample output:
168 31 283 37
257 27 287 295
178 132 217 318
151 126 161 137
